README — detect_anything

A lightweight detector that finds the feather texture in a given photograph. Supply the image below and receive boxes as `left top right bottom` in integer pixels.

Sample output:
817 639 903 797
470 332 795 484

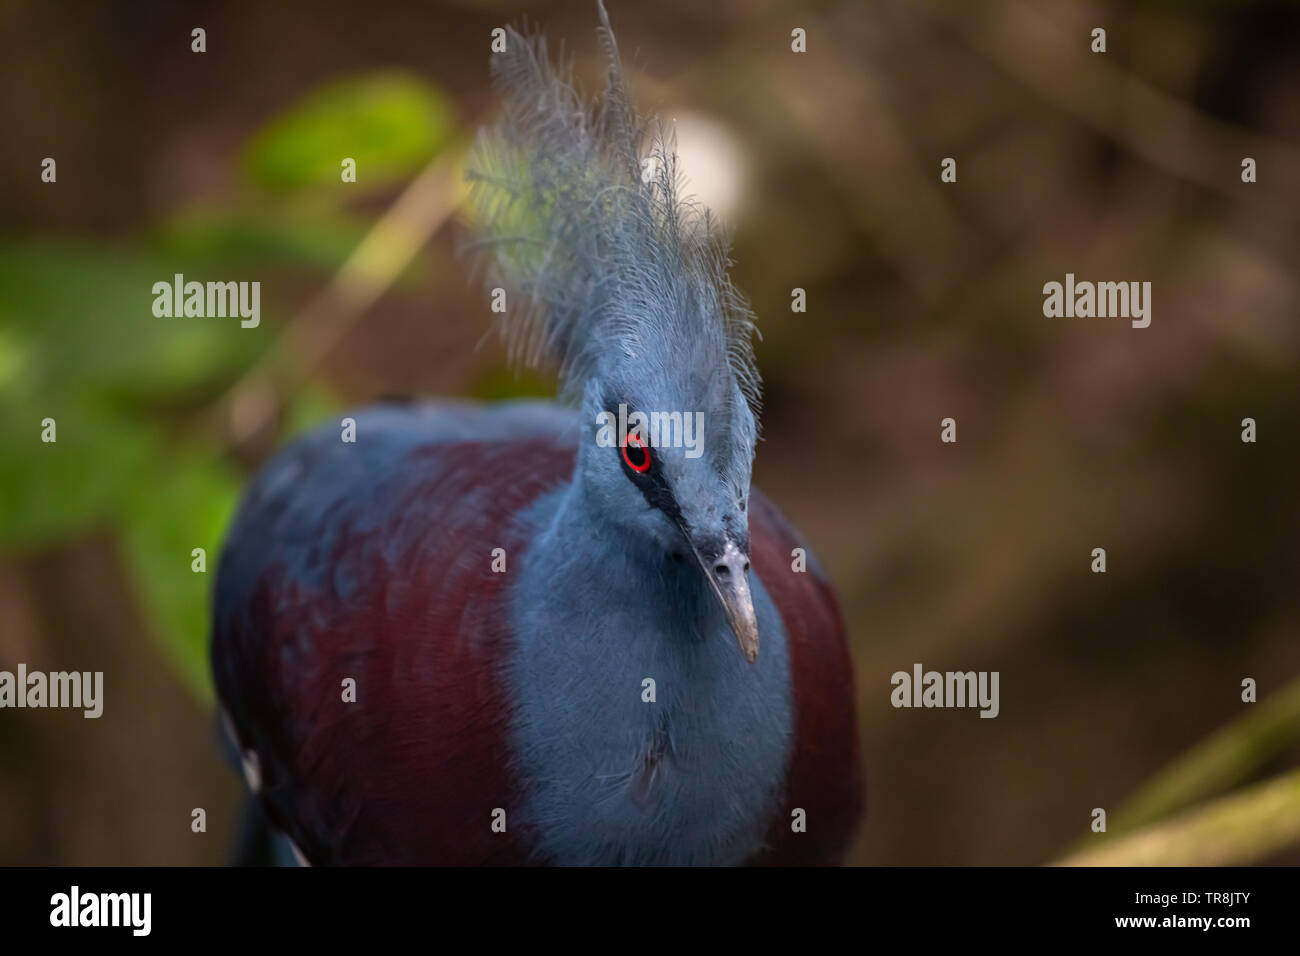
213 5 864 866
462 1 761 414
213 402 862 864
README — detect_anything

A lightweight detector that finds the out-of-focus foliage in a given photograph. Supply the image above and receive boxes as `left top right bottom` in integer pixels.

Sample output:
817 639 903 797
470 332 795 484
155 206 371 273
1107 676 1300 838
1058 768 1300 867
244 72 456 192
0 246 250 702
0 245 255 552
120 446 242 704
0 70 459 704
0 245 258 409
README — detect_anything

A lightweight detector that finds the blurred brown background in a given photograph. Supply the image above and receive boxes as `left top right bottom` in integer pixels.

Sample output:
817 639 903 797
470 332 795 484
1 0 1298 865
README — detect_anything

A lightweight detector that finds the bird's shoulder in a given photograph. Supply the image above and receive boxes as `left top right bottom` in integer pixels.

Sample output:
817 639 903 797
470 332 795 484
211 400 579 864
746 491 865 864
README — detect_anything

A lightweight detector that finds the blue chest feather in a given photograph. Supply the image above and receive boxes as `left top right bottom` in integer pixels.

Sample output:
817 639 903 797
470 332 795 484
505 488 795 866
216 402 808 865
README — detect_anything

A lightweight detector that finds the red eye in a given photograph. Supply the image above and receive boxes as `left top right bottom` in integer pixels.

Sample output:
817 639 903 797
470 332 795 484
622 433 651 472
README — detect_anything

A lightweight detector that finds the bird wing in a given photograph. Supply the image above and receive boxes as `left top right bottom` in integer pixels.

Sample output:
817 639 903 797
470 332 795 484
745 492 865 864
211 401 578 864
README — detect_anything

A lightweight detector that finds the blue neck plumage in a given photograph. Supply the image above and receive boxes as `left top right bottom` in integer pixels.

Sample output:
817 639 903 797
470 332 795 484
501 473 796 865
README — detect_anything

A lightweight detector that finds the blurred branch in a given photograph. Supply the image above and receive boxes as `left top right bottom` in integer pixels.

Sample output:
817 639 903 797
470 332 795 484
759 40 978 305
1059 672 1300 860
206 145 468 449
941 0 1300 215
1107 674 1300 837
1053 768 1300 866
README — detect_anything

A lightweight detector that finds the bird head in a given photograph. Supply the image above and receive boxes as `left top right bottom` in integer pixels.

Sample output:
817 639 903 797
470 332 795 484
463 6 763 660
577 339 761 662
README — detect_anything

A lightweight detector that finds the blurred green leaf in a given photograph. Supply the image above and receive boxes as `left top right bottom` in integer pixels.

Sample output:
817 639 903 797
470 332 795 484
468 363 555 402
0 241 265 696
283 383 345 439
153 204 370 273
0 399 154 549
245 71 455 192
120 444 242 705
0 324 29 391
0 242 262 403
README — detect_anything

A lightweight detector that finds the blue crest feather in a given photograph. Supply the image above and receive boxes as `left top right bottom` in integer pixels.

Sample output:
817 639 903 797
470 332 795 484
463 1 761 415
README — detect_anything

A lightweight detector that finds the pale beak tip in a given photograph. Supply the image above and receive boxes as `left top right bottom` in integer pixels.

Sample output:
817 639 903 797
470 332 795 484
733 616 760 664
691 536 761 664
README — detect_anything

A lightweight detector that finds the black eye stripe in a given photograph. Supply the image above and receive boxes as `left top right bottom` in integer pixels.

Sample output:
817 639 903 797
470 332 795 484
638 473 683 527
613 435 684 525
602 395 686 525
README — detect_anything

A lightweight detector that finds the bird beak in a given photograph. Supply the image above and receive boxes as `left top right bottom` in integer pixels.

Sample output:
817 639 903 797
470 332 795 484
691 537 760 663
